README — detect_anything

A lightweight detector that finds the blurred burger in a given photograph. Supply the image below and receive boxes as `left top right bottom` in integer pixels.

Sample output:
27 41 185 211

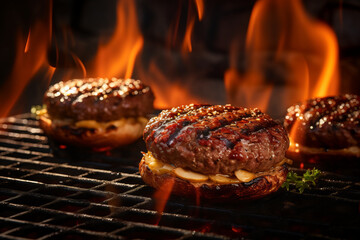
139 104 290 200
284 94 360 157
39 77 154 149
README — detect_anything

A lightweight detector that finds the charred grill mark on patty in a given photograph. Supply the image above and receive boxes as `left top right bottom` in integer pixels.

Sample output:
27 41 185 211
144 105 213 144
148 104 266 148
144 104 289 175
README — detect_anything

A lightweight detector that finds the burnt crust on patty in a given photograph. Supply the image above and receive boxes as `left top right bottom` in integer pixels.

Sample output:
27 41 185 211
44 78 155 122
284 94 360 149
143 104 289 175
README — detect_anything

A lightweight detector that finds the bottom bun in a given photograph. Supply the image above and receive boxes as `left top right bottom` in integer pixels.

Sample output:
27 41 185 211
139 157 288 200
39 115 148 149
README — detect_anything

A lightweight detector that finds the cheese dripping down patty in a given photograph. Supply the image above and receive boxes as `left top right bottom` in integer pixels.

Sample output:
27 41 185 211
143 152 292 184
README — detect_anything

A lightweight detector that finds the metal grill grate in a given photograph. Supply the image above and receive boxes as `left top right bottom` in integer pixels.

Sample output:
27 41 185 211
0 114 359 239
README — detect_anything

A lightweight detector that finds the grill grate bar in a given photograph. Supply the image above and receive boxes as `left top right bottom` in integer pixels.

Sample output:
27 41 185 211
0 202 231 240
0 217 125 240
0 114 359 239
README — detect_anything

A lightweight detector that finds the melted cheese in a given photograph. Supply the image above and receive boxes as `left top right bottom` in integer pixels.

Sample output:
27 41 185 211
143 151 289 184
47 110 148 131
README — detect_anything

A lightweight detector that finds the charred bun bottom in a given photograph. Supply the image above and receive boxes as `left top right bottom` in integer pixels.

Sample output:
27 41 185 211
39 114 148 149
139 153 289 200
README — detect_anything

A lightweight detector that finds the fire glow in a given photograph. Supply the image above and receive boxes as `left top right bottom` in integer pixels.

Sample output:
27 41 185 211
153 178 175 225
0 0 345 226
0 2 54 118
225 0 339 116
90 0 143 79
224 0 340 152
138 0 205 109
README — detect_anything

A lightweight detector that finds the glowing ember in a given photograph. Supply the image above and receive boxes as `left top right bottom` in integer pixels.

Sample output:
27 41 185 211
308 158 317 164
92 146 113 153
231 225 243 233
197 223 212 233
300 162 304 169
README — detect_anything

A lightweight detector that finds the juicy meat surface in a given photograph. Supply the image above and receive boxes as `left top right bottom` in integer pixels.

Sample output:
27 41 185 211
144 104 289 175
284 94 360 149
44 78 155 122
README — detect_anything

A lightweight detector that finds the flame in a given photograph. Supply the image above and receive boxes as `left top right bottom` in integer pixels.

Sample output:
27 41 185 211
182 18 195 53
225 0 339 116
225 68 272 112
153 178 174 224
195 0 204 20
139 61 203 109
224 0 273 112
24 30 31 53
138 0 205 109
0 3 53 118
71 53 87 78
90 0 143 79
182 0 204 53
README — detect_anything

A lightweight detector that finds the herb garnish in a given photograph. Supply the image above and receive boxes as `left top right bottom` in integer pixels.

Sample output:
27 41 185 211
282 168 321 193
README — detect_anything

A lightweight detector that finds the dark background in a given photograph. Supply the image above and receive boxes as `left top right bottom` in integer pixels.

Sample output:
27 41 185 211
1 0 360 117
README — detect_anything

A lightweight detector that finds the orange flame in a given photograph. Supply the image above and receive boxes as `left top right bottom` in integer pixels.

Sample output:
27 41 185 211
139 0 205 109
90 0 143 79
195 0 204 20
182 18 195 53
182 0 204 53
139 61 203 109
153 178 174 224
225 0 339 116
24 30 31 53
71 53 87 78
0 3 53 118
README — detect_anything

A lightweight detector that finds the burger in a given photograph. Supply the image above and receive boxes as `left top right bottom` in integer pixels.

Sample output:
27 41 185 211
39 77 154 149
284 94 360 157
139 104 291 200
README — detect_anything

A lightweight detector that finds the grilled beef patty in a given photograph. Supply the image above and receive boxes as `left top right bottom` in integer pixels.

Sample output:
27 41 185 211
144 104 289 175
44 78 154 122
284 94 360 149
